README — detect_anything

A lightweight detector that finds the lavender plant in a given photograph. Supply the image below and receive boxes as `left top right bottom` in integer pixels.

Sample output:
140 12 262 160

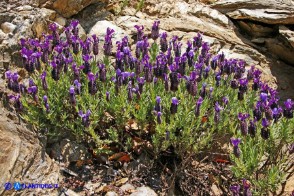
4 20 293 194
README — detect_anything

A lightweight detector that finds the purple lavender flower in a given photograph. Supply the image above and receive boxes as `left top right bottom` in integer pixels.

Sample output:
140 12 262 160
252 78 260 91
200 83 207 98
253 102 262 121
43 95 49 112
92 34 99 56
170 97 179 115
169 65 180 92
154 96 162 112
193 33 202 49
8 94 23 112
248 119 257 137
49 22 60 46
215 72 221 87
50 61 60 81
272 107 282 122
260 92 268 103
201 42 210 57
195 97 203 117
186 71 198 96
71 36 80 55
230 184 240 196
70 19 79 36
187 50 194 67
106 91 110 102
283 99 293 119
151 21 160 40
81 54 92 74
157 111 162 124
28 85 38 102
127 82 133 102
40 71 48 91
98 64 107 82
203 66 210 79
261 118 270 140
164 73 169 91
243 179 252 196
88 72 98 95
230 79 239 89
238 113 250 135
137 77 145 94
174 41 182 58
144 62 153 83
79 110 91 127
214 102 222 123
134 25 144 41
209 87 213 99
74 79 81 95
104 28 115 56
231 138 241 158
69 86 76 106
160 32 168 52
222 96 229 107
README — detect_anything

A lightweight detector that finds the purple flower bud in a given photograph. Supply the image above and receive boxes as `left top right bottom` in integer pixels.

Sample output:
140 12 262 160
238 113 249 135
261 118 270 140
193 33 202 48
230 184 240 196
283 99 293 119
87 72 97 95
260 92 268 103
79 109 91 127
238 91 244 101
230 80 239 89
272 107 282 122
248 119 256 137
243 179 252 196
157 112 162 124
8 94 23 112
70 20 79 36
154 96 162 112
104 28 115 56
231 138 241 158
170 97 179 115
160 32 168 52
92 34 99 55
28 85 38 102
195 97 203 117
222 96 229 107
239 78 248 93
200 83 207 98
106 91 110 102
214 102 222 123
170 71 179 92
69 86 76 105
40 71 48 91
134 25 144 41
151 21 160 40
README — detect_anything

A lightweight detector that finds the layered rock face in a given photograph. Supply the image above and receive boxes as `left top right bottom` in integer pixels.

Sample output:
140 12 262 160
0 106 61 196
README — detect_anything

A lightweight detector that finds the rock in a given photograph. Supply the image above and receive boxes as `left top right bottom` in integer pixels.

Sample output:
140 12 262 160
120 183 135 192
84 181 101 193
55 16 67 27
1 22 16 34
60 189 80 196
279 25 294 48
48 0 103 18
211 184 223 195
237 20 278 38
89 20 127 42
130 186 157 196
265 38 294 65
74 2 111 33
105 191 118 196
0 108 61 196
49 138 88 163
0 29 8 41
211 0 294 24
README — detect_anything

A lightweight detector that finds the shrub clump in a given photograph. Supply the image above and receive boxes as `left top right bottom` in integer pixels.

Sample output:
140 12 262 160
5 19 294 194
